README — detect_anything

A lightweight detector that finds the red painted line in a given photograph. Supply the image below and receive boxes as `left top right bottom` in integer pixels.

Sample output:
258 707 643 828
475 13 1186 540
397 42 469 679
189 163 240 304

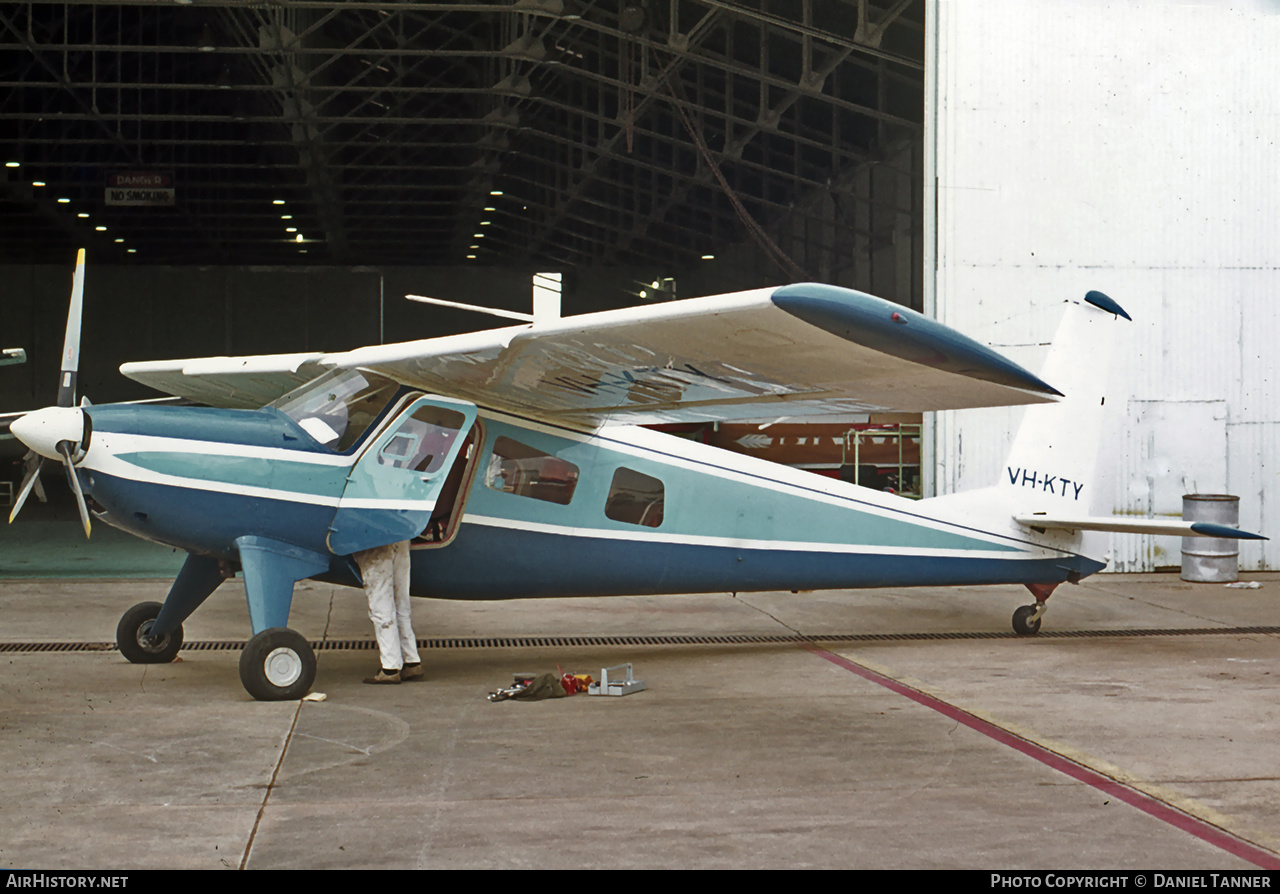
805 643 1280 869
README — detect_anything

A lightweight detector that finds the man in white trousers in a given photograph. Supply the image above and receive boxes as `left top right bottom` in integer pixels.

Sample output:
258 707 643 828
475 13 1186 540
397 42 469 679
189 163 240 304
354 541 424 684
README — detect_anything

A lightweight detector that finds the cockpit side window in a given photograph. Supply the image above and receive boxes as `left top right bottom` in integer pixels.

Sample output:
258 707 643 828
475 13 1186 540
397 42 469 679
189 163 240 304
267 369 400 452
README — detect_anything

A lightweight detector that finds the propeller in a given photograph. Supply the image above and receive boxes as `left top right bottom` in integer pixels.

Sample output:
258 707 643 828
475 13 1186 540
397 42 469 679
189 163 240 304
58 441 92 539
9 451 47 522
8 248 92 537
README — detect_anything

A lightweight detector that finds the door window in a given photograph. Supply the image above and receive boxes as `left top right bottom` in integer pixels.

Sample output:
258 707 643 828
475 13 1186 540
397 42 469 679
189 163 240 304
376 405 467 474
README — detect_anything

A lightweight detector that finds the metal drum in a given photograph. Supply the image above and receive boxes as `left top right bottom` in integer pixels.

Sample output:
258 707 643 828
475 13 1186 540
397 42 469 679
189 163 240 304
1181 494 1240 583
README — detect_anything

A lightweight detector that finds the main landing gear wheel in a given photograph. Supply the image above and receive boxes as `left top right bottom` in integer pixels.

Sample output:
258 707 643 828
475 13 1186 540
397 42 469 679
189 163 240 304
239 627 316 701
1012 604 1043 636
116 601 184 664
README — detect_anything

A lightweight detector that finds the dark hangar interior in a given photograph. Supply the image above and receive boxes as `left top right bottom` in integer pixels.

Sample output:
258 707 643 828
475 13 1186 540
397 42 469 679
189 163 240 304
1 1 925 406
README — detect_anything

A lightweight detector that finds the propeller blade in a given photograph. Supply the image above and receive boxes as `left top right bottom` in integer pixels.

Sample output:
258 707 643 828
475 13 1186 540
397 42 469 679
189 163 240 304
55 248 86 409
22 450 47 504
7 453 45 524
57 441 91 539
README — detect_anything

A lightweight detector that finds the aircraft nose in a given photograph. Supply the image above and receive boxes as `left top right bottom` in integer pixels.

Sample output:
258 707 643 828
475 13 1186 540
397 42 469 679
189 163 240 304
10 406 88 461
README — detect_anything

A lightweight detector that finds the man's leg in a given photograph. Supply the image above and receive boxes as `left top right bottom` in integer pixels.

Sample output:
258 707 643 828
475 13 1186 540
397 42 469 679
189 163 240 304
391 541 424 680
354 545 403 680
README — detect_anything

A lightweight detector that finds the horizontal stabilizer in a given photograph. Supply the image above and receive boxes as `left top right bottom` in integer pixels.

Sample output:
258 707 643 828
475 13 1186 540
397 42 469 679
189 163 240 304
1014 515 1267 540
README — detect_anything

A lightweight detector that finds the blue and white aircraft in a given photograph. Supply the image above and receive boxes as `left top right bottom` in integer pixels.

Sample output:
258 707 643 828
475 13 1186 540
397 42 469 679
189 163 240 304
7 253 1264 700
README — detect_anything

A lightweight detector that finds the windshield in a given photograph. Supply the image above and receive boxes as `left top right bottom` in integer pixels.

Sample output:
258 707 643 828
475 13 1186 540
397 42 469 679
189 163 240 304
267 369 400 452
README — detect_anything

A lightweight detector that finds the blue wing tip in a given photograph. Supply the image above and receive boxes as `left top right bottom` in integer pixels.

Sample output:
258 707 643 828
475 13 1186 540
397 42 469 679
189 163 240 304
772 283 1063 397
1084 291 1132 321
1190 522 1268 541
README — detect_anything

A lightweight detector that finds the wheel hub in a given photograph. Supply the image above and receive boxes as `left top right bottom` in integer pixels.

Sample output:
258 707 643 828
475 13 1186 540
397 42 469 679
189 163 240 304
263 647 303 687
136 620 169 653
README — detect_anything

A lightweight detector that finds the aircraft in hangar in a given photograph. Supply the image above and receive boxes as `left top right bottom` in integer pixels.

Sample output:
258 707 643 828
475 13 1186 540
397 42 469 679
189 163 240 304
5 252 1264 700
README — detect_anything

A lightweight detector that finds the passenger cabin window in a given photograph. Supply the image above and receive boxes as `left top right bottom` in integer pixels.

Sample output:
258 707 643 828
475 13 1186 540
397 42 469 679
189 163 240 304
377 405 467 474
485 437 579 505
604 468 665 528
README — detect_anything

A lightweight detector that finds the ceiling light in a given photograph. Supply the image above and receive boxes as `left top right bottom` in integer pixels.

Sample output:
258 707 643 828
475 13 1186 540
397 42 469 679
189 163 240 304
127 248 136 253
295 234 303 242
467 254 477 260
702 254 715 260
32 181 45 187
272 199 285 205
114 238 124 243
480 221 491 226
484 207 496 212
489 190 503 196
77 213 89 218
286 227 297 233
57 198 70 203
4 161 18 168
95 226 106 232
473 233 484 238
281 214 292 220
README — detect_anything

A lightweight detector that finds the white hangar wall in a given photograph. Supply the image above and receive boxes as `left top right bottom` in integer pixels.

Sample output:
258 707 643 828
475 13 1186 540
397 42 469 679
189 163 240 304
923 0 1280 570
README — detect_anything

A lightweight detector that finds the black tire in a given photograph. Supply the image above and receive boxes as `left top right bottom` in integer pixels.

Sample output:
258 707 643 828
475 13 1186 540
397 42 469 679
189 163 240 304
239 627 316 701
116 601 184 664
1012 604 1042 636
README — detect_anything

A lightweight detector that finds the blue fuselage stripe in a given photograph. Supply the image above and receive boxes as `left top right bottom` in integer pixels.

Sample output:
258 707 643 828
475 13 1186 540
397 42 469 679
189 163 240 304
409 522 1104 600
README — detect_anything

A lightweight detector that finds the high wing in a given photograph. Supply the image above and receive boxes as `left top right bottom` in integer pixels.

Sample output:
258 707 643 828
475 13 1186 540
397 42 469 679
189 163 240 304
121 283 1061 427
118 351 329 410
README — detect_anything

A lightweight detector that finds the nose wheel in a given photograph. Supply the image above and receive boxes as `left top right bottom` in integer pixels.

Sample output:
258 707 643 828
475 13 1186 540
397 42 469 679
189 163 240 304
116 601 184 664
239 627 316 701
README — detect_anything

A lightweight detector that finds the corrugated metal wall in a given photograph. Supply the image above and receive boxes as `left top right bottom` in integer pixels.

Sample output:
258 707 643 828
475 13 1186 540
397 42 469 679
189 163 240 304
926 0 1280 570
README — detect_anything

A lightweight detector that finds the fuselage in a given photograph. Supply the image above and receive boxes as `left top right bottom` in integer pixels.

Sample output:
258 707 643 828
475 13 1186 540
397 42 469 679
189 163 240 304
75 397 1104 600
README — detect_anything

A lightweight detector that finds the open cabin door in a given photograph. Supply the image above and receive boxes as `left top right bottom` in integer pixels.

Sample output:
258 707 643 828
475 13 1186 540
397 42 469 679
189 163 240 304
327 393 478 556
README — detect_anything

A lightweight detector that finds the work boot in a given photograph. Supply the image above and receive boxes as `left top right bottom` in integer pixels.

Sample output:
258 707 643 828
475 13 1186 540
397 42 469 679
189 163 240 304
363 668 401 684
400 663 425 682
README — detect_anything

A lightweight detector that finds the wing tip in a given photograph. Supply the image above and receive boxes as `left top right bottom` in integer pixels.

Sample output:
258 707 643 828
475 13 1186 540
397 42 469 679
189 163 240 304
772 283 1063 398
1084 290 1131 321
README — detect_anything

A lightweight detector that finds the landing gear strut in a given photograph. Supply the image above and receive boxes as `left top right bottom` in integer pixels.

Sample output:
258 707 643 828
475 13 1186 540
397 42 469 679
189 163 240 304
1011 582 1060 636
116 601 184 664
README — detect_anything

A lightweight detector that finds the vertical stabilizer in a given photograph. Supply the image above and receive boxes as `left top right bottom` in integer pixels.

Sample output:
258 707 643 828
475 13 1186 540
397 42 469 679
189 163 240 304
999 292 1130 517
